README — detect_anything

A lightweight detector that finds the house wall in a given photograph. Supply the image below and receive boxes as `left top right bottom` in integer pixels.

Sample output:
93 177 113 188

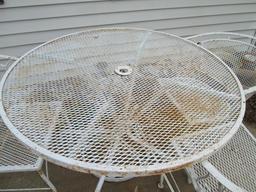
0 0 256 56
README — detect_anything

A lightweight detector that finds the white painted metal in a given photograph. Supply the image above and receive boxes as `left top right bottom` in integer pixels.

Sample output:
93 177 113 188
201 161 246 192
0 28 245 179
168 173 181 192
186 32 256 45
186 32 256 96
158 174 165 189
0 54 18 61
158 174 176 192
158 173 181 192
93 173 133 182
0 55 57 192
187 124 256 192
95 176 105 192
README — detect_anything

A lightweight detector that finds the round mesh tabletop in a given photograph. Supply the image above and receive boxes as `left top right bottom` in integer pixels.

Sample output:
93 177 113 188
0 28 245 177
187 34 256 95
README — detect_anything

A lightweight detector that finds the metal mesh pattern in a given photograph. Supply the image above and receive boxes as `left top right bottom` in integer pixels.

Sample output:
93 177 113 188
0 28 244 176
186 32 256 46
191 125 256 192
0 56 39 172
187 33 256 94
190 164 222 191
0 120 40 172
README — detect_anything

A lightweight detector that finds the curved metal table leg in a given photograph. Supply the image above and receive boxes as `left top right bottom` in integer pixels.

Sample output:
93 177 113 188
95 176 105 192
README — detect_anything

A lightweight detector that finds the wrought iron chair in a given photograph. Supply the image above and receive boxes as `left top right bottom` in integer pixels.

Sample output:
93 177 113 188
186 32 256 99
186 32 256 46
0 54 57 192
185 124 256 192
161 32 256 192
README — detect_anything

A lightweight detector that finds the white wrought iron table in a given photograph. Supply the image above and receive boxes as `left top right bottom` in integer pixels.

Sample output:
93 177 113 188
0 28 245 191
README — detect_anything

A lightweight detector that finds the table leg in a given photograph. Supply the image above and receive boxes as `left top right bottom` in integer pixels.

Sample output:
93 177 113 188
158 174 165 189
158 174 177 192
95 176 105 192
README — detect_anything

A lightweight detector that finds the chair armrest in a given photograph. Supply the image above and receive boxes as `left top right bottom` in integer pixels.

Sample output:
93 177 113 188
0 54 18 61
244 89 255 99
202 160 247 192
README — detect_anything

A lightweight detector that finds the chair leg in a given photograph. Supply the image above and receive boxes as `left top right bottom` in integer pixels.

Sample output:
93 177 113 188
169 173 181 192
0 161 56 192
185 169 192 184
185 167 209 192
158 174 165 189
95 176 105 192
158 174 176 192
0 168 56 192
38 161 57 192
38 170 57 192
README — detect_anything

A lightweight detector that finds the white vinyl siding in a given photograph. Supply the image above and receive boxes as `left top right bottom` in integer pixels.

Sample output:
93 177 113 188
0 0 255 56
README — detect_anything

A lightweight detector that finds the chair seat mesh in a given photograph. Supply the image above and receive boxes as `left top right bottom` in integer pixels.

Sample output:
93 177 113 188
0 55 40 173
191 125 256 192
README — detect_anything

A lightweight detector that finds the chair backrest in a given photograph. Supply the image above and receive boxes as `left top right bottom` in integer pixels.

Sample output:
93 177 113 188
186 32 256 46
0 54 42 173
186 32 256 97
0 54 18 77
